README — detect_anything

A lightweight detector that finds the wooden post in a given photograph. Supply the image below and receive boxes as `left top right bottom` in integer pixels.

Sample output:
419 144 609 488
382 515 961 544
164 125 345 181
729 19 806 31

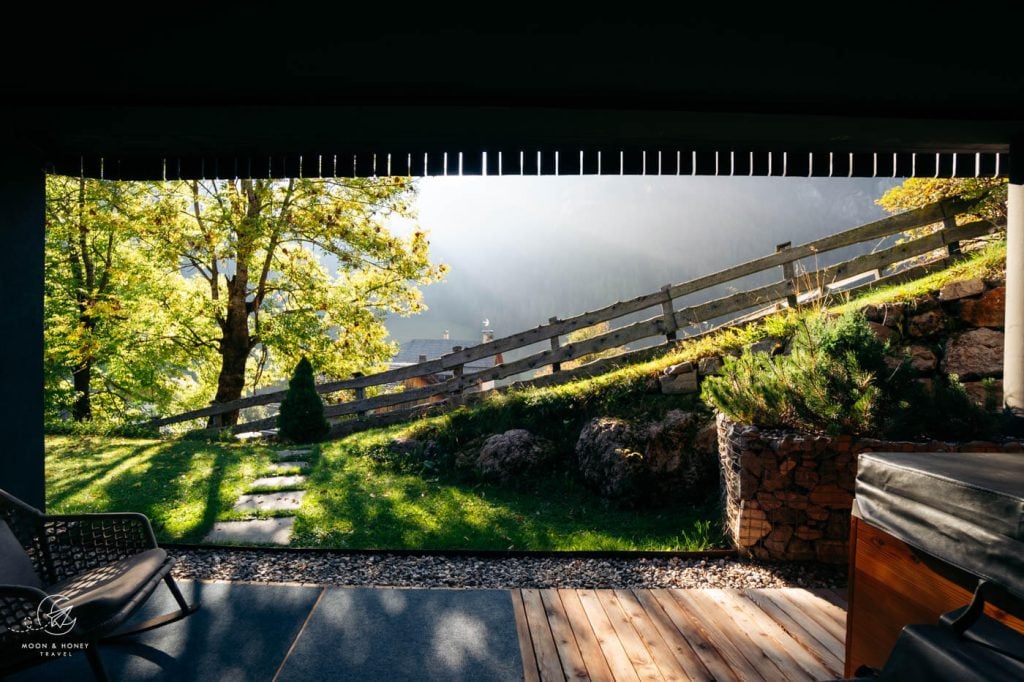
352 372 367 417
450 346 465 404
548 317 562 372
659 285 679 341
776 242 799 307
943 213 961 257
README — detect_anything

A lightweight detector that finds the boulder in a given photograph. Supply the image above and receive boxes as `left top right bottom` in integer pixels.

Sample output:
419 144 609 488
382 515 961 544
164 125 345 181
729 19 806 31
746 337 784 356
938 278 986 302
942 328 1004 379
476 429 556 483
907 309 947 338
664 361 694 376
575 411 716 506
659 371 698 394
866 321 897 342
697 356 723 376
960 286 1005 327
961 379 1003 410
904 345 939 373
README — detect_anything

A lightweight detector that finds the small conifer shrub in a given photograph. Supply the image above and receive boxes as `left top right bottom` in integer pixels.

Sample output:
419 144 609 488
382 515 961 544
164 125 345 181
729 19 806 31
277 357 329 443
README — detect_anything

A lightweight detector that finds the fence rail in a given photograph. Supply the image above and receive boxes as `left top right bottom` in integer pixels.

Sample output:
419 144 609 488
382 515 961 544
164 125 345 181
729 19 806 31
144 198 1001 433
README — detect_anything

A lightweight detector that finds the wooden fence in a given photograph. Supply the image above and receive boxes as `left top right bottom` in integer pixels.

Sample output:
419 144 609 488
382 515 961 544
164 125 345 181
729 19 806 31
145 198 1001 434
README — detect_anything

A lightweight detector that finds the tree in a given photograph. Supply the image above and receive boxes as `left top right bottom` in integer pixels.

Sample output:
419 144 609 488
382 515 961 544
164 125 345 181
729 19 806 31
142 177 446 426
277 357 330 442
44 175 189 422
877 177 1007 237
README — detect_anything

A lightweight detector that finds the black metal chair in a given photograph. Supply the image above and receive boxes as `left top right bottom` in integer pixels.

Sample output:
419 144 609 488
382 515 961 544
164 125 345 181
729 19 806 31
0 488 198 681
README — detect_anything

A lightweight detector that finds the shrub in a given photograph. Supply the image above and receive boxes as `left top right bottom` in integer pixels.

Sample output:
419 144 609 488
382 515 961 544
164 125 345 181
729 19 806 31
701 310 997 439
277 357 330 443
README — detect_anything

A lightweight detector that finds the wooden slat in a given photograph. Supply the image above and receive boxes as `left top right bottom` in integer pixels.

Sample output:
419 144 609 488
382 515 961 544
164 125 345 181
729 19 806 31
540 590 591 681
577 590 642 682
613 589 690 681
593 590 664 681
557 590 616 682
708 589 833 681
741 589 844 671
669 589 777 681
772 590 847 646
645 590 734 682
513 590 542 682
522 588 567 681
665 199 966 301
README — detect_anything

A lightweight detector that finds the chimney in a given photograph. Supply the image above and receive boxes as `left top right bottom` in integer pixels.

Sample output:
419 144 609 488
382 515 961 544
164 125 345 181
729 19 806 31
442 330 450 340
481 318 494 344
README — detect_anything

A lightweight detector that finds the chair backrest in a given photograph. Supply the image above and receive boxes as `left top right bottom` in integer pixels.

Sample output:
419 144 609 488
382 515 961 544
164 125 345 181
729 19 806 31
0 489 49 584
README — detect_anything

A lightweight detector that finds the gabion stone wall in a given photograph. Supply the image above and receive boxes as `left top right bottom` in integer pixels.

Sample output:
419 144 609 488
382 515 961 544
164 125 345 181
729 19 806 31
717 413 1023 563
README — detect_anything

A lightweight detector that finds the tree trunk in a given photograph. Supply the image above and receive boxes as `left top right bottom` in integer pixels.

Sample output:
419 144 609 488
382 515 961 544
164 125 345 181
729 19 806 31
72 359 91 421
207 281 250 427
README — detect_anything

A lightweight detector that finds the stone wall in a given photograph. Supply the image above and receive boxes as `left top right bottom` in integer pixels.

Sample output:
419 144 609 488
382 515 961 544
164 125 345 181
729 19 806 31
718 413 1024 563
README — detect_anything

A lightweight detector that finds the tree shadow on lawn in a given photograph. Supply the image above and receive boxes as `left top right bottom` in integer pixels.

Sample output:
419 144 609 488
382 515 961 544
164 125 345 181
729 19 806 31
292 459 713 551
46 439 166 509
47 439 266 543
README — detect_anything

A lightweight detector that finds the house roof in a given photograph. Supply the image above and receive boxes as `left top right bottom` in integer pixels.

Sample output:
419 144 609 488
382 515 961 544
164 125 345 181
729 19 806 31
391 339 495 373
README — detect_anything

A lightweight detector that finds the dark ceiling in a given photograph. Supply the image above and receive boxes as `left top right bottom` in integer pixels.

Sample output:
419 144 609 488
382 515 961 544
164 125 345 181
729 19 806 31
3 7 1022 176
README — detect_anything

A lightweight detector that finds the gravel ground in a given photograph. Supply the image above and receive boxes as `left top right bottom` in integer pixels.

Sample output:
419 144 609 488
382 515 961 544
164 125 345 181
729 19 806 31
168 548 847 590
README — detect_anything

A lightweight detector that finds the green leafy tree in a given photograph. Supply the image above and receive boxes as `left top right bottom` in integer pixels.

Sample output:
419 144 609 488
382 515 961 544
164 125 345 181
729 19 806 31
877 177 1007 241
44 175 190 422
278 357 329 442
142 177 446 426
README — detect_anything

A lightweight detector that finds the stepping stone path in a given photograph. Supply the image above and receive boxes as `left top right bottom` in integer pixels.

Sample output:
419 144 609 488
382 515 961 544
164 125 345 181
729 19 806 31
202 447 314 546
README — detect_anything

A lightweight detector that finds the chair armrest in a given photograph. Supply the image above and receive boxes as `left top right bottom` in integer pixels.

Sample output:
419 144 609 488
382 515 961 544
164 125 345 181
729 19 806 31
0 584 50 638
39 513 160 582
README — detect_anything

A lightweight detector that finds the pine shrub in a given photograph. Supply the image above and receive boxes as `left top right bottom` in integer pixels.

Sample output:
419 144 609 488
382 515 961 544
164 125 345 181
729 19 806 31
277 357 330 443
701 310 995 439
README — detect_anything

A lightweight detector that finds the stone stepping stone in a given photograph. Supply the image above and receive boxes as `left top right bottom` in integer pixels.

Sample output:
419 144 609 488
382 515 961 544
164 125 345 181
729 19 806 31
232 490 306 512
274 449 313 461
203 517 294 545
236 429 278 442
266 461 310 473
248 475 308 491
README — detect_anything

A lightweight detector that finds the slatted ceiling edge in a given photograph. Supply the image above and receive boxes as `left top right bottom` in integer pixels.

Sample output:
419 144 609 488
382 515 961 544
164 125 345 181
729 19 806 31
56 150 1009 180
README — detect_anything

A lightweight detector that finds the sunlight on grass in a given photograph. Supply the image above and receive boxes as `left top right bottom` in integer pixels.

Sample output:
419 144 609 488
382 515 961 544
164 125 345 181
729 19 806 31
46 436 272 543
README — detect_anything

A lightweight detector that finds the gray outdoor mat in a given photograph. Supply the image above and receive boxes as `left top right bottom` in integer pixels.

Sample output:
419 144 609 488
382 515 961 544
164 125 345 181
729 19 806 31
10 579 321 681
276 587 524 682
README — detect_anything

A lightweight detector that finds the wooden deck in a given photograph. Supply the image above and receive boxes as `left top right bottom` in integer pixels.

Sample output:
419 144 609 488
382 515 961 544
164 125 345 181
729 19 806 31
513 588 847 681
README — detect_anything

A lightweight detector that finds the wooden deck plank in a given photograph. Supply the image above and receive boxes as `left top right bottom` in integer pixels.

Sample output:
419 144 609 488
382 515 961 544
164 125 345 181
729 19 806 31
809 586 850 612
594 590 664 681
775 589 847 643
647 589 736 682
540 590 591 681
712 589 835 681
827 587 849 607
558 590 617 682
754 590 846 661
614 589 689 681
669 589 774 681
742 589 844 671
632 590 715 682
523 588 567 681
685 589 799 681
577 589 642 682
513 590 542 682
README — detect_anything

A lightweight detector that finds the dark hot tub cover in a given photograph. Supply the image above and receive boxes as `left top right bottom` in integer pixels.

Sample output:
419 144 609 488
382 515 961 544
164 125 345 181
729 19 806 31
854 450 1024 600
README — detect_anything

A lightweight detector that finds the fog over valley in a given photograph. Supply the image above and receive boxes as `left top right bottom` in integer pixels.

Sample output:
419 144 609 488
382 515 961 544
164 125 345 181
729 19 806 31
375 176 900 349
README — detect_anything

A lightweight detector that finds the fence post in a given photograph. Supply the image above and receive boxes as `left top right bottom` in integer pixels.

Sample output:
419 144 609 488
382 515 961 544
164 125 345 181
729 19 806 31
352 372 367 418
660 285 679 341
943 214 961 257
548 317 562 373
450 346 465 405
776 242 799 307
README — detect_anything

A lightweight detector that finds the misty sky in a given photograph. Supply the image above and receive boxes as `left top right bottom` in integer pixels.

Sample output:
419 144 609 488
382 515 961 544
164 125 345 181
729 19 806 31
384 176 901 345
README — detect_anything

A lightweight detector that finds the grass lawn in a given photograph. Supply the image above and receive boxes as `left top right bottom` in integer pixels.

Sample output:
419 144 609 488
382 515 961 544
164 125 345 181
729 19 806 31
45 434 723 551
